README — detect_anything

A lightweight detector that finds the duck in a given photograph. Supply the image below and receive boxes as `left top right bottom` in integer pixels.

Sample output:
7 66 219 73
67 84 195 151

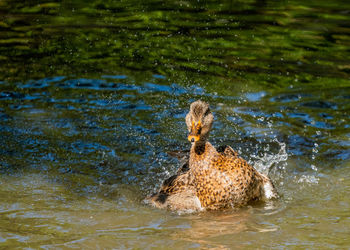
146 100 278 212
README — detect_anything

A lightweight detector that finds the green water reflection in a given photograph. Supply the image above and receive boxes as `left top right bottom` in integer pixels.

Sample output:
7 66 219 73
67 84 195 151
1 0 349 89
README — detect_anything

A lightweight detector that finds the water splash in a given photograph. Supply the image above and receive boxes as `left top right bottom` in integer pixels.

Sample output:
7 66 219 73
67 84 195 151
250 139 288 176
295 174 319 184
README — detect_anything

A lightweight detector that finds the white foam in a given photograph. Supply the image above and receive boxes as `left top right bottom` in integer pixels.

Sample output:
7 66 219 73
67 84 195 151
251 139 288 175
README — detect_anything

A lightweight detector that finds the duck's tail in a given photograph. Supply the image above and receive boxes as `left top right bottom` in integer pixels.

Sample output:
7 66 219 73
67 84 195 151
260 174 279 200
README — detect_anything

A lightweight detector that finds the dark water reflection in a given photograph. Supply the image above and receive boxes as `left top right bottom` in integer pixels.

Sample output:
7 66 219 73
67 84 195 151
0 0 350 248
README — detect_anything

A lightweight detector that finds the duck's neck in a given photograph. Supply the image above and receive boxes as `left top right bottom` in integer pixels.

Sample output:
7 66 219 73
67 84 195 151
189 140 216 167
192 140 207 155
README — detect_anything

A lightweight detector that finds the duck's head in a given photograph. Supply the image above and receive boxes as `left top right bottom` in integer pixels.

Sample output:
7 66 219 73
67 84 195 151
185 100 214 144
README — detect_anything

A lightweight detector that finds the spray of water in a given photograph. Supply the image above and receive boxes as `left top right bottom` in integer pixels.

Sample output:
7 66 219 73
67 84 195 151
250 138 288 176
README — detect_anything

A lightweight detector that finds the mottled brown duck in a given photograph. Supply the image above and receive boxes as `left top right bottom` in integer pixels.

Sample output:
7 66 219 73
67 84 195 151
147 100 278 212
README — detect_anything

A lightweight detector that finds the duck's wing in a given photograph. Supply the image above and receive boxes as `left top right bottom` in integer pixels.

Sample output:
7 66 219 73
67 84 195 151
158 167 194 195
176 160 190 175
146 170 200 211
217 145 239 158
167 149 190 175
217 145 279 201
167 149 190 160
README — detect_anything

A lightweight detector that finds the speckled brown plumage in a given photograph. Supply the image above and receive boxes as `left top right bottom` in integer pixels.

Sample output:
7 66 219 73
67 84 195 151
146 100 278 211
189 142 272 209
146 163 201 211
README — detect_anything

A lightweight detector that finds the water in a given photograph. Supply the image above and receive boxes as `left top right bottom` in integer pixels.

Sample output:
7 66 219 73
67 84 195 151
1 0 350 249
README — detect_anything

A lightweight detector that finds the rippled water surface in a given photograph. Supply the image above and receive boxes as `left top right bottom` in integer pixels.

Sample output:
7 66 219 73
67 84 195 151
1 0 350 249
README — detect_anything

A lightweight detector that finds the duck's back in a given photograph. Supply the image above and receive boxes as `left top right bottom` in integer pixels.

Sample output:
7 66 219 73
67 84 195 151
191 144 272 209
